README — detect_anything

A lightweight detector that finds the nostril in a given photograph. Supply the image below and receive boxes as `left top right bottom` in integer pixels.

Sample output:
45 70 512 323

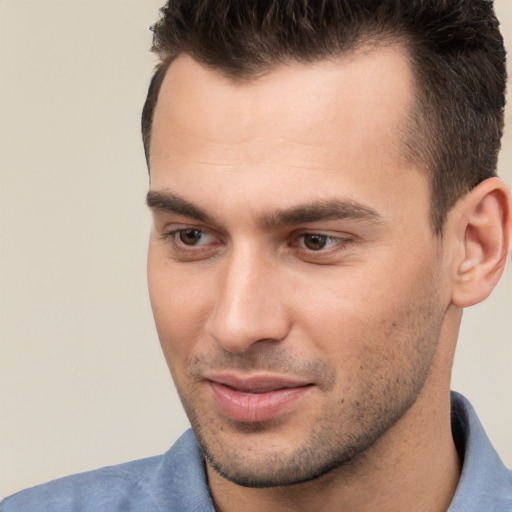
207 311 291 354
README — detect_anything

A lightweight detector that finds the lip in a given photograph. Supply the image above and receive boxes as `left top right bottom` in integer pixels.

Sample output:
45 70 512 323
206 373 314 422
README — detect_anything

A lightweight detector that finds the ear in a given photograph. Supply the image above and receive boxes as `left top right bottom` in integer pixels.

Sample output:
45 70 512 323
451 177 512 308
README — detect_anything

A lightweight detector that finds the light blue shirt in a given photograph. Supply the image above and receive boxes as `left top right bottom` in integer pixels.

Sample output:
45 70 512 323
2 393 511 511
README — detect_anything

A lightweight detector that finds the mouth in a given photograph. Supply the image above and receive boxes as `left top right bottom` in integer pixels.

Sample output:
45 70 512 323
205 373 314 422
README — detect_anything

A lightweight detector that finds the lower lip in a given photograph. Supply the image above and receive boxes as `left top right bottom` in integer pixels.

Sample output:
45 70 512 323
209 382 312 422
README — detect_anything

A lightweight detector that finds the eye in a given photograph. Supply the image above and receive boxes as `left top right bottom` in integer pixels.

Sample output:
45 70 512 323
299 233 339 251
175 228 212 246
159 226 221 262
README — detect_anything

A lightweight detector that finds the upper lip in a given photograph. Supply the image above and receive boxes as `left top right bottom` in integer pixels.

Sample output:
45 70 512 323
204 372 314 393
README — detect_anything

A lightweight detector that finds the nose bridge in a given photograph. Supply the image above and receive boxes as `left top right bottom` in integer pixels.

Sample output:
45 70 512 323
207 240 290 353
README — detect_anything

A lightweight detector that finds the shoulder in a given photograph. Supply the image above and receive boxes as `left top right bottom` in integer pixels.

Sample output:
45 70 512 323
0 455 163 512
0 430 213 512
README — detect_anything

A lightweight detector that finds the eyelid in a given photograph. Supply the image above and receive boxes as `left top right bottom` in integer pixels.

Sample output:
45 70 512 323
293 228 350 241
290 229 356 255
159 223 224 253
299 233 336 249
164 226 212 241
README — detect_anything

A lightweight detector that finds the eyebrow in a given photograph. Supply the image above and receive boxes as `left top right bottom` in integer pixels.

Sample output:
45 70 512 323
146 190 382 226
146 191 213 222
264 200 383 226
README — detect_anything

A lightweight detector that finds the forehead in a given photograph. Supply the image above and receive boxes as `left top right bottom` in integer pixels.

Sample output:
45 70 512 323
149 48 427 225
151 47 413 162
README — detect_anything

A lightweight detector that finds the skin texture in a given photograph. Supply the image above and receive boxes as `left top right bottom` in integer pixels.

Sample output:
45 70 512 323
146 48 510 511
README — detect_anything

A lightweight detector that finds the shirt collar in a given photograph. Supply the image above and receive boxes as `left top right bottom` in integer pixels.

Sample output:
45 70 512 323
448 391 512 511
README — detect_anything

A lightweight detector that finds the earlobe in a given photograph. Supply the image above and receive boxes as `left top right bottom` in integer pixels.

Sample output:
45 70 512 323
451 177 512 308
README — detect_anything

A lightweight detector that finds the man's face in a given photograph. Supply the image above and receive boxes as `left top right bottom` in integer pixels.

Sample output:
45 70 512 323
147 49 451 486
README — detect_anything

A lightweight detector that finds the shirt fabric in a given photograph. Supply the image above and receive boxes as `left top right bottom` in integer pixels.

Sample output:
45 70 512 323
1 392 511 511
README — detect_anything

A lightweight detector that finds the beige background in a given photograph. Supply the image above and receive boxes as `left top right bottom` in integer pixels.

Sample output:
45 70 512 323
0 0 511 499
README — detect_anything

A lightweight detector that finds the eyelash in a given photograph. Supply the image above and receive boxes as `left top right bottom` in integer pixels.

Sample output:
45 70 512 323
160 227 354 260
161 228 217 250
295 233 343 251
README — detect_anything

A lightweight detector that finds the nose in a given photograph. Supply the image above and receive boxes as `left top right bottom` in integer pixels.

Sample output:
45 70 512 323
206 246 291 353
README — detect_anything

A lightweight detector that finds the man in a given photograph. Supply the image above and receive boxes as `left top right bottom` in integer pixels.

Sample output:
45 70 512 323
2 0 511 511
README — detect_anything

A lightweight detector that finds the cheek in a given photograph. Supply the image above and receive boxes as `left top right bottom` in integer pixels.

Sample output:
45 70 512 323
292 253 439 360
147 245 212 366
298 285 440 410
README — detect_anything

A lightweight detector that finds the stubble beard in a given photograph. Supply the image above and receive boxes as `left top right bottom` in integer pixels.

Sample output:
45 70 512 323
171 286 447 488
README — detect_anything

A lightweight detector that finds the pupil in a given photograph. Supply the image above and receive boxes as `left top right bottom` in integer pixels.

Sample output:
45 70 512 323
305 234 327 250
180 229 201 245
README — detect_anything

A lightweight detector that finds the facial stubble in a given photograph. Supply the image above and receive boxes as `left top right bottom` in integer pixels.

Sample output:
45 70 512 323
170 290 446 489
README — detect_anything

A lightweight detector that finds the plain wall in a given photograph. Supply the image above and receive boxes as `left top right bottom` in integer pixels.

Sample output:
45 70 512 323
1 0 511 498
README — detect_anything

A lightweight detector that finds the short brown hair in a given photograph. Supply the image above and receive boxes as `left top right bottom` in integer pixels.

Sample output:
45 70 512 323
142 0 507 233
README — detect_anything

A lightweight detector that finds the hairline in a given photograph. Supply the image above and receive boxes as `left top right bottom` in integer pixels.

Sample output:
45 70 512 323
144 37 447 235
